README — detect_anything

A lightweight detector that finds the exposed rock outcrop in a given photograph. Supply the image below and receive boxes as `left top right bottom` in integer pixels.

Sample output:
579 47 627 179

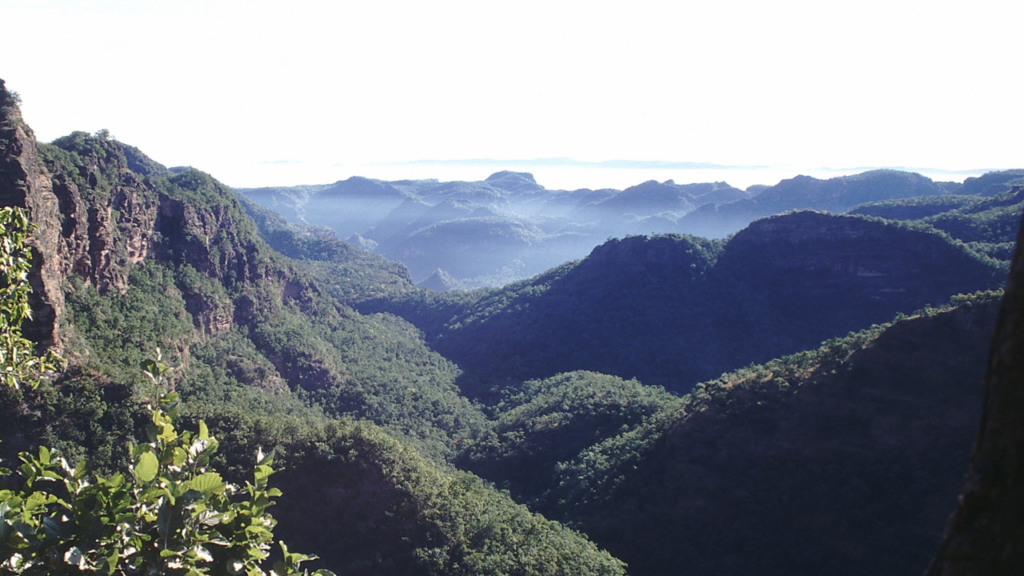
0 79 283 341
156 193 264 287
49 159 160 293
0 80 66 350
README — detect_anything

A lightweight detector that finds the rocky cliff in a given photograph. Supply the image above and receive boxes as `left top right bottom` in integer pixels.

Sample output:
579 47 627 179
0 80 67 349
0 79 282 342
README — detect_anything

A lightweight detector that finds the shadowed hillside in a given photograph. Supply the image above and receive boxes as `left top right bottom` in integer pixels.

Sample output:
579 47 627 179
461 294 1000 576
362 212 1003 396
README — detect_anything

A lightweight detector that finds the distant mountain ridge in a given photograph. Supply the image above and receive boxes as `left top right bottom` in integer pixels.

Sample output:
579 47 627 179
239 167 1018 288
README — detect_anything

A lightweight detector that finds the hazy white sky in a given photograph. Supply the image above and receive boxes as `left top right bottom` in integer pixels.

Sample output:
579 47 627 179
4 0 1022 189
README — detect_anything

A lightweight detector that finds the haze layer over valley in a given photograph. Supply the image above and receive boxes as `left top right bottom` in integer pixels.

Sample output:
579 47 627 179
240 168 1024 288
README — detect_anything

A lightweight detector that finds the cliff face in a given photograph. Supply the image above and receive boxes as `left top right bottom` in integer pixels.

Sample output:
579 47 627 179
156 191 268 290
0 79 277 341
48 146 159 294
0 80 66 349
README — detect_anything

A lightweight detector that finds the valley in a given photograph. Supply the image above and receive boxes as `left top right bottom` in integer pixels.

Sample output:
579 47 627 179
1 78 1022 575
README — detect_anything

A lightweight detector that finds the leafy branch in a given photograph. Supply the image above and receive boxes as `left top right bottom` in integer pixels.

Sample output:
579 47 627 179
0 207 331 575
0 207 60 389
1 353 334 575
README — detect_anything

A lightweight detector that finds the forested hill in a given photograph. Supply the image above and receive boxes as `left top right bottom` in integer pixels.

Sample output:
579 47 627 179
457 294 1001 576
360 211 1005 396
848 185 1024 261
3 77 1021 576
0 81 626 576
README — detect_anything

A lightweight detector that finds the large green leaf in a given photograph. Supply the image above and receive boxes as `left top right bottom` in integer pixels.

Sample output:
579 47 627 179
190 472 225 495
135 452 158 483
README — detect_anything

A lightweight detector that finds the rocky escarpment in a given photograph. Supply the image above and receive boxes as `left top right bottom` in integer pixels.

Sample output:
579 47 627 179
0 79 285 341
156 185 271 287
1 80 164 347
46 137 160 294
0 80 67 349
151 173 288 334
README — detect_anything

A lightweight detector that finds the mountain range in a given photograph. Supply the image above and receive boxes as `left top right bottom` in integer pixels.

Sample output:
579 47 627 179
2 78 1023 575
239 166 1024 288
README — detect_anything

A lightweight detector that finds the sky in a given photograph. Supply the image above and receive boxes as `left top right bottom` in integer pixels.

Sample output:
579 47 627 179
3 0 1022 190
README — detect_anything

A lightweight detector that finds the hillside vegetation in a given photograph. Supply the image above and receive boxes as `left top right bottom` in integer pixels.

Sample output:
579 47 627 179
2 77 1020 576
361 212 1004 396
0 80 625 576
459 294 1000 576
849 186 1024 261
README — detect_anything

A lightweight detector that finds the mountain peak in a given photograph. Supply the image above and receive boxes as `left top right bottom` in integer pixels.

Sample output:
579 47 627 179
486 170 536 183
418 268 464 291
484 171 543 192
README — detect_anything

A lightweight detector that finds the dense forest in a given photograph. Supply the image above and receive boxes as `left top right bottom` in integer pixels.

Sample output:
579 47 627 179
1 78 1022 575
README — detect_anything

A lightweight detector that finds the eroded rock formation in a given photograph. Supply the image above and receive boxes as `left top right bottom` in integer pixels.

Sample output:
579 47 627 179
0 80 66 349
0 79 282 340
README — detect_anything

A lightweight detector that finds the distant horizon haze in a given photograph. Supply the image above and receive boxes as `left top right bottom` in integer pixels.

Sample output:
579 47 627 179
4 0 1021 195
228 157 1001 192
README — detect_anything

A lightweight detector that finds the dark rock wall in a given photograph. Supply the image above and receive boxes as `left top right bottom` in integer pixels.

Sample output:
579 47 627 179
925 213 1024 575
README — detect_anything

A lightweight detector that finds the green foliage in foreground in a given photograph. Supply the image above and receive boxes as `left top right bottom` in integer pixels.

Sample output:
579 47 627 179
1 355 331 575
0 207 328 574
1 360 625 576
0 208 60 388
